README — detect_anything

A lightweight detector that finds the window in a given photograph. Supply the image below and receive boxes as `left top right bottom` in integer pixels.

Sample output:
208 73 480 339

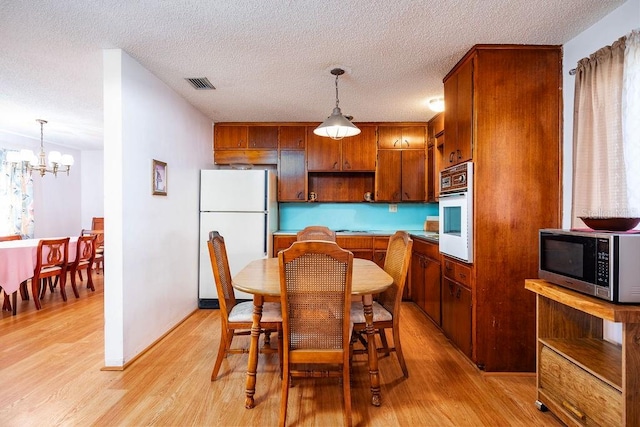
0 149 34 237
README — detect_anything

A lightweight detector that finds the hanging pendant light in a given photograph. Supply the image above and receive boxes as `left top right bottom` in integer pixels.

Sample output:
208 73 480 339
5 119 74 177
314 68 360 140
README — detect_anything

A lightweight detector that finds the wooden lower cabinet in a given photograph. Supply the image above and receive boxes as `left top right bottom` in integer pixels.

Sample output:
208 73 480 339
275 234 378 260
526 279 640 427
441 256 472 359
372 236 389 267
336 236 373 260
273 235 296 257
441 277 472 358
409 237 441 324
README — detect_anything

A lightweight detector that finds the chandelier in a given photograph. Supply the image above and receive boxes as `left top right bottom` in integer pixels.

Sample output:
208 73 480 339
5 119 74 177
314 68 361 140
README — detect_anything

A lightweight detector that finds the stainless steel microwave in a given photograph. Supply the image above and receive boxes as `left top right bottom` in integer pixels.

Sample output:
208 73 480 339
539 229 640 303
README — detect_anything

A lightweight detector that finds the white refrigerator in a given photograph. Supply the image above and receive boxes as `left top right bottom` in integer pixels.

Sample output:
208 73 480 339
198 169 278 307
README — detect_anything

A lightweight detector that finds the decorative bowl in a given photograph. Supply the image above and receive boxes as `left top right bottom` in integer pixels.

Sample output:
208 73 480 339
579 217 640 232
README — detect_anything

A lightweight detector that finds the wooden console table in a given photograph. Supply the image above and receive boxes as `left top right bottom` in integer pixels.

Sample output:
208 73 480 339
525 279 640 426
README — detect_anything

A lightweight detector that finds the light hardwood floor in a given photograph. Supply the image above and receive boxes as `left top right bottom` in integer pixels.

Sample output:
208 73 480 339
0 272 562 426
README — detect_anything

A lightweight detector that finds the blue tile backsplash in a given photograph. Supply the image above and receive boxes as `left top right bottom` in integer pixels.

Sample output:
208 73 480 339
279 202 438 231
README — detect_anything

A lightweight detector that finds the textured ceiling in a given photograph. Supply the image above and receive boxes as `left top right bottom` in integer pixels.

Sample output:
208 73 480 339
0 0 625 150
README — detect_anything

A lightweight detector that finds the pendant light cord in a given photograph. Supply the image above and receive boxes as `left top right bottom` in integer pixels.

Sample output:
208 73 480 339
335 73 340 109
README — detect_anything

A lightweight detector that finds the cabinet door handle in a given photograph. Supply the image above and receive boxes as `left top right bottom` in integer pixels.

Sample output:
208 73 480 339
457 149 462 160
344 160 351 169
238 140 243 147
332 161 339 170
296 191 304 200
561 401 586 421
449 152 455 163
445 262 453 272
458 272 467 281
404 192 410 199
456 287 462 299
448 282 454 296
393 139 400 147
404 139 409 148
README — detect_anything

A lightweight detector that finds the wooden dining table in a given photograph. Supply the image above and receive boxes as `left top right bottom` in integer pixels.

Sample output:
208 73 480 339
233 257 393 409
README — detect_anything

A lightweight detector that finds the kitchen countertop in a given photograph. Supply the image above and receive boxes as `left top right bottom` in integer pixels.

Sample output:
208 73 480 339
274 229 439 243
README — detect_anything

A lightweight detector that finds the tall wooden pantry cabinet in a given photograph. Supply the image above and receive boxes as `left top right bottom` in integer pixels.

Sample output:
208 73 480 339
443 45 562 372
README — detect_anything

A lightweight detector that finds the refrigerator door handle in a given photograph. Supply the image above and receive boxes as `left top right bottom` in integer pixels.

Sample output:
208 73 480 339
263 213 268 256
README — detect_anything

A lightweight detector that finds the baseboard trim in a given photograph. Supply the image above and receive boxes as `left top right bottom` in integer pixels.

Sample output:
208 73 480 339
101 308 199 371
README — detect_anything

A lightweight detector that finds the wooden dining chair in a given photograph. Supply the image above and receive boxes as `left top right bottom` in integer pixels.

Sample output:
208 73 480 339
91 217 105 272
79 229 103 279
31 237 70 310
0 234 23 315
278 240 354 427
351 230 413 378
68 234 96 293
207 231 282 381
296 225 336 242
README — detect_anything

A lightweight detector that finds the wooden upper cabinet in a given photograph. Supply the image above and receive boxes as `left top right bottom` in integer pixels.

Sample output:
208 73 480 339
278 126 306 150
248 126 278 149
306 128 341 171
214 125 247 149
376 149 425 202
431 113 444 137
306 125 376 172
443 58 473 166
278 150 306 201
342 125 376 171
375 150 402 201
214 125 278 150
378 126 426 150
400 149 426 201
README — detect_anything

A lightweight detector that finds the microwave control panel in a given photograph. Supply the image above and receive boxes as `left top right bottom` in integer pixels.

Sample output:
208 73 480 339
596 238 610 287
440 162 471 194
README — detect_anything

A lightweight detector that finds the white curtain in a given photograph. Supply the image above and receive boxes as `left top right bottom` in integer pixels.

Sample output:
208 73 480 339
623 29 640 216
572 36 626 225
0 149 35 237
572 31 640 226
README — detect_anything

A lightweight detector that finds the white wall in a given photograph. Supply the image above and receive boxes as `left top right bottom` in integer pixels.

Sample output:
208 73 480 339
562 0 640 343
80 150 104 229
0 130 81 237
103 49 213 366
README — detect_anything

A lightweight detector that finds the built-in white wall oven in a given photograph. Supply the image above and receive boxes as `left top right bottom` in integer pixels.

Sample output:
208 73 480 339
439 162 473 263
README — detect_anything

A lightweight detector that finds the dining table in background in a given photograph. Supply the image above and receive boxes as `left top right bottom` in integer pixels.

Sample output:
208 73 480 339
233 257 393 409
0 237 78 309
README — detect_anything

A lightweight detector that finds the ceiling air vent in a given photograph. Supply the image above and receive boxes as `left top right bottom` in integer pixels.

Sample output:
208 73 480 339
185 77 216 90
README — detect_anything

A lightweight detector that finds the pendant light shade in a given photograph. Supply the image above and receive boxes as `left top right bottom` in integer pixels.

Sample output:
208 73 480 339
314 68 360 140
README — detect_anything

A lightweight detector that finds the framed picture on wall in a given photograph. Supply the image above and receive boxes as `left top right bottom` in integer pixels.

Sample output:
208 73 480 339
152 159 167 196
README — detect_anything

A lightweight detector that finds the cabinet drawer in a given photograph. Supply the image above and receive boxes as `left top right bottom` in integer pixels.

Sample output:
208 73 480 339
336 236 373 250
413 238 439 259
539 345 621 426
373 236 389 250
443 257 472 287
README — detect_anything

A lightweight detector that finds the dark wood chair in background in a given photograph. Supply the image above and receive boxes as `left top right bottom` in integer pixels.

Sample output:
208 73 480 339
79 229 103 279
278 240 354 427
351 230 413 378
91 216 104 271
68 234 96 293
296 225 336 242
207 231 282 381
